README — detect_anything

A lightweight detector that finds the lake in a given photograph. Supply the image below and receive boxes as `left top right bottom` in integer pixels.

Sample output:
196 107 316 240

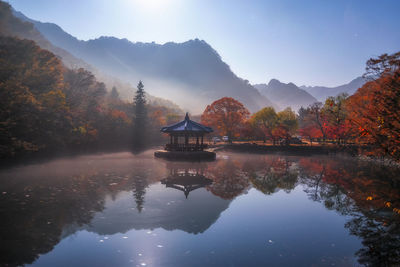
0 150 399 267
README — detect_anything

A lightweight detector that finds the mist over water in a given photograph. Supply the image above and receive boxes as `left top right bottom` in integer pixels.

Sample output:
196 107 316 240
1 150 399 266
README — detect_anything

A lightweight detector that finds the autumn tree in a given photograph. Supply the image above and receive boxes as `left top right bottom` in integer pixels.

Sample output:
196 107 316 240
250 107 278 144
298 106 322 145
309 102 327 143
275 108 298 144
321 93 350 144
0 36 71 156
0 30 182 158
201 97 250 140
347 51 400 160
63 68 107 144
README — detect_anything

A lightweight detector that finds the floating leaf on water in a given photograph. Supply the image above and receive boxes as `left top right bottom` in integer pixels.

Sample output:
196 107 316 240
157 245 163 248
122 236 128 239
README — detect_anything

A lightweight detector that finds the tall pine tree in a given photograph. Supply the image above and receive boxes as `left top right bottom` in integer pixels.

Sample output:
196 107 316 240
132 81 147 149
110 86 120 100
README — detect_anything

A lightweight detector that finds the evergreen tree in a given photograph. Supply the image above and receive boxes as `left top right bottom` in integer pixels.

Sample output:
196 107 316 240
110 86 120 100
132 81 147 149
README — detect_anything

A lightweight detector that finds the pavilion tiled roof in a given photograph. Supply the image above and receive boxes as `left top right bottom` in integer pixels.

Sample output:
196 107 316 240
160 113 213 133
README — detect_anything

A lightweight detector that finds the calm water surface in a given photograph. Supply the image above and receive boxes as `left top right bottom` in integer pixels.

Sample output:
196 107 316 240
0 150 399 266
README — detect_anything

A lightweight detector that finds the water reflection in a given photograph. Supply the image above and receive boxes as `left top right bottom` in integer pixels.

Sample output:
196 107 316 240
161 163 213 198
0 151 399 266
297 157 400 266
206 158 250 200
243 156 298 195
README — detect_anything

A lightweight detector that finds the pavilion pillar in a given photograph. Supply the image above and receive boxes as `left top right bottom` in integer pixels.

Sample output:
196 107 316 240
170 135 173 144
185 133 189 151
196 136 199 146
201 135 203 150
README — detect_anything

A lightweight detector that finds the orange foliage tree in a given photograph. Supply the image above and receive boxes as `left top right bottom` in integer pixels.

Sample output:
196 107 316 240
201 97 250 139
347 51 400 160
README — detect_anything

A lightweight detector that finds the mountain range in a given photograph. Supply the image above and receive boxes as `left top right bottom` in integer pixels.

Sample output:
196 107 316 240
5 2 367 114
300 76 367 102
254 79 317 112
14 10 274 113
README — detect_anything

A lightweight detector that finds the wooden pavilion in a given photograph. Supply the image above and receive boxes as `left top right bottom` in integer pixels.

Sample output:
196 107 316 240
161 113 213 152
154 113 216 160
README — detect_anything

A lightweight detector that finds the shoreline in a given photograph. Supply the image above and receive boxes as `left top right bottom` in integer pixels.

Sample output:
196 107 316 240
215 143 400 168
217 143 360 155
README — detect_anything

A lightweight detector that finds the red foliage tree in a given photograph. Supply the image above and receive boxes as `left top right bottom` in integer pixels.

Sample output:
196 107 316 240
201 97 250 139
347 51 400 160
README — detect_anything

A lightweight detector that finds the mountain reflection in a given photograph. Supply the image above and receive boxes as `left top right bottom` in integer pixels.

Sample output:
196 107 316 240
85 161 230 236
0 151 399 266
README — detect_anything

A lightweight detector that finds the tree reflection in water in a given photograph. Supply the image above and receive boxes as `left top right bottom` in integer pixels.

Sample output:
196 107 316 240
297 157 400 266
243 156 298 195
214 153 400 266
0 152 399 266
0 152 165 266
206 158 250 200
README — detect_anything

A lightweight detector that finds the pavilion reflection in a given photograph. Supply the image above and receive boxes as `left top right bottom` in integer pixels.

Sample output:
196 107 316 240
161 163 212 198
0 153 399 266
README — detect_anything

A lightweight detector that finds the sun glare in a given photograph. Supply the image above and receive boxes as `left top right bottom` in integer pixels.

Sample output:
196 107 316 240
134 0 173 11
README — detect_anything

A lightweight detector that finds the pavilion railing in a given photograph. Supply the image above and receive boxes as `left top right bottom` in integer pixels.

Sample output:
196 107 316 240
165 143 208 152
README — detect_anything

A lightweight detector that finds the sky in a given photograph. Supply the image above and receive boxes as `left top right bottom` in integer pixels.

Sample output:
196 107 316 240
7 0 400 87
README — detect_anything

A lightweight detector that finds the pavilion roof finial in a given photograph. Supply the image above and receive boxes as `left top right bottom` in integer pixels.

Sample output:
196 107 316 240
160 112 213 133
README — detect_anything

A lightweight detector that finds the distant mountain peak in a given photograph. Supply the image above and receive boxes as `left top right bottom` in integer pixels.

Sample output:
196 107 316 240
300 76 366 101
268 78 281 86
254 78 317 112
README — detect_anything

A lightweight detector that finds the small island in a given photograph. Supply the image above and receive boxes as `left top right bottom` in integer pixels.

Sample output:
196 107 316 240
154 113 216 160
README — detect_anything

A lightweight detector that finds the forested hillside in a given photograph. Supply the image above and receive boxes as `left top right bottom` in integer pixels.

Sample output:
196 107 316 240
0 1 182 157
